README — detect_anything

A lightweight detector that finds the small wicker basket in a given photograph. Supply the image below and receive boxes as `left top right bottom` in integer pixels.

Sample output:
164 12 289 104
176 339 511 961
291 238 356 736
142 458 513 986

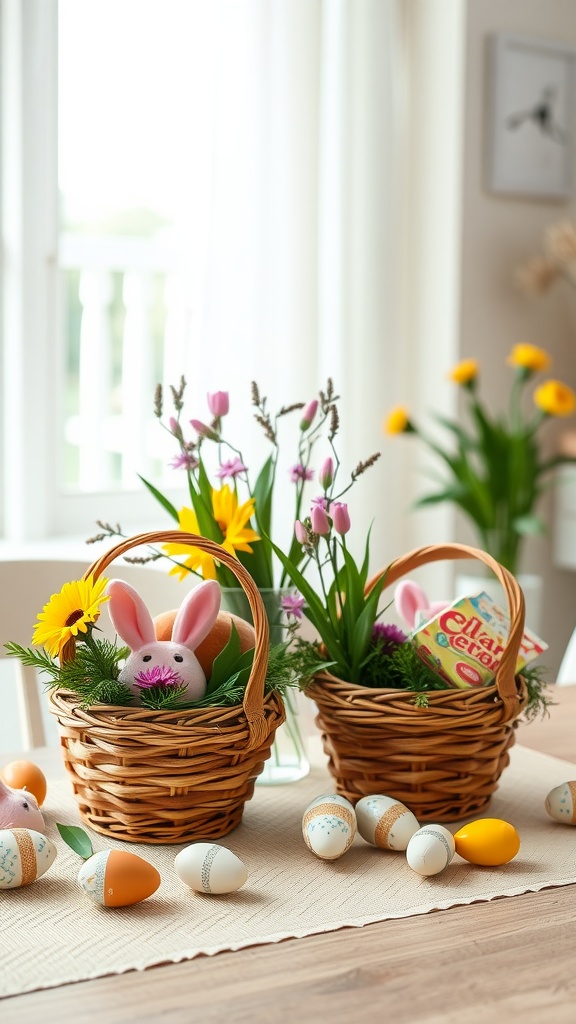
49 531 285 845
307 543 528 823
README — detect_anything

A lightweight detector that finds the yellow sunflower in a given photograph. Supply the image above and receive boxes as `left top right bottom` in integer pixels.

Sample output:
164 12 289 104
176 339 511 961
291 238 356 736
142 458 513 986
448 358 479 386
164 487 261 580
507 343 551 373
533 379 576 418
383 406 412 435
32 576 110 658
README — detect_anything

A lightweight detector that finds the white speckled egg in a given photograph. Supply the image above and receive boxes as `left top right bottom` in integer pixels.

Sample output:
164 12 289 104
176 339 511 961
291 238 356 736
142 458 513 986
545 781 576 825
174 842 248 894
0 828 57 888
406 824 455 877
302 793 356 860
355 795 420 851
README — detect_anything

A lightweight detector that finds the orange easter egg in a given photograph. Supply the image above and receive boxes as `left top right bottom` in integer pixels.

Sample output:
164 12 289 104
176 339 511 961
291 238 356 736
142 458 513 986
77 849 161 907
154 609 255 679
1 760 47 806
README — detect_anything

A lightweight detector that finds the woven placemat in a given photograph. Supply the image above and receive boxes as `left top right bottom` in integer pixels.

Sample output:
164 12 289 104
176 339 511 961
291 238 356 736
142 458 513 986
2 744 575 999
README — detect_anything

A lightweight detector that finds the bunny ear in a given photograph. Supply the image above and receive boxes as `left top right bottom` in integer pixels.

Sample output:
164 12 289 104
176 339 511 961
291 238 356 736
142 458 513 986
171 580 221 650
394 580 429 629
106 579 156 650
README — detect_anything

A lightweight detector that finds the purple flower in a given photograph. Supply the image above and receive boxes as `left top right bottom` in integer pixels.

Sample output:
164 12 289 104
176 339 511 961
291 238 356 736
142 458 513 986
207 391 229 418
170 452 200 471
311 495 328 509
289 463 314 483
134 665 183 689
294 520 309 544
372 622 407 656
331 501 350 535
311 504 331 536
319 456 334 489
281 593 306 620
300 399 318 431
216 457 247 480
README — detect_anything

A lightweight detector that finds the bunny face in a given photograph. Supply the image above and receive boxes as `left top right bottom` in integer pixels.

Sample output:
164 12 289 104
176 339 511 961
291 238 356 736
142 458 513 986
107 578 221 704
0 779 45 831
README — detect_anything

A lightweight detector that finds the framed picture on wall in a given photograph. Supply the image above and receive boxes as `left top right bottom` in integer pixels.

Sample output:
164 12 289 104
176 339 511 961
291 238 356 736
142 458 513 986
487 33 576 200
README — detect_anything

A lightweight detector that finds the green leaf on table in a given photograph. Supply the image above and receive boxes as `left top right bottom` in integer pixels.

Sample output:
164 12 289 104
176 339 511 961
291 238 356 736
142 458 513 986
56 823 94 860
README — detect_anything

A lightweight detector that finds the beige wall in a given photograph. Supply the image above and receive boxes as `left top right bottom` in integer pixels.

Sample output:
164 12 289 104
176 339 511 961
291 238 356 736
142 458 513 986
460 0 576 674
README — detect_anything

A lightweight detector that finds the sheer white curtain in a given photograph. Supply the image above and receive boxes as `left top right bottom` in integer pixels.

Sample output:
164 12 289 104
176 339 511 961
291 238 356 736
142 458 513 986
170 0 406 570
1 0 407 570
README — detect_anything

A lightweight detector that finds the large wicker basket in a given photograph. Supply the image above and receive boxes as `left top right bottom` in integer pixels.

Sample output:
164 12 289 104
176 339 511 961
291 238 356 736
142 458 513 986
307 543 528 823
49 531 285 844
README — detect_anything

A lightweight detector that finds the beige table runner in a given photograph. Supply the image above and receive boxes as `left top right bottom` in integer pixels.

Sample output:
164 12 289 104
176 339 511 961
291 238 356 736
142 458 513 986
2 745 576 999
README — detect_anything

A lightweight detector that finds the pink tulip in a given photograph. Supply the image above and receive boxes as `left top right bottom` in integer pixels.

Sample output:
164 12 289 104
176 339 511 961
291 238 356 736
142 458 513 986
319 457 334 489
294 520 309 544
207 391 229 417
331 501 350 535
300 399 318 431
190 418 220 441
311 504 331 536
169 417 182 439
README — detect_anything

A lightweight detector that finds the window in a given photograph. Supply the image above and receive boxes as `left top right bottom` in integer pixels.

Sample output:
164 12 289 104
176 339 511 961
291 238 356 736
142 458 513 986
2 0 460 580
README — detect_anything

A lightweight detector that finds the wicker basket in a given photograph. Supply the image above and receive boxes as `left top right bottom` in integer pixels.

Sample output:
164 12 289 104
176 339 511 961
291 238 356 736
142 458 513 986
49 531 285 844
307 543 528 823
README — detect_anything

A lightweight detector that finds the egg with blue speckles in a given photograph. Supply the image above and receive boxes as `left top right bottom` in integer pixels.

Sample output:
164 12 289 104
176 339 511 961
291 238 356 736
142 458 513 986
302 794 356 860
355 794 420 851
78 849 160 907
0 828 57 888
545 781 576 825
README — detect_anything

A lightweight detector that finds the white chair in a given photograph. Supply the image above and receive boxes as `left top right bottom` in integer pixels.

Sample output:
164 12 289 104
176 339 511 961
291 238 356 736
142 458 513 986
556 626 576 686
0 557 193 749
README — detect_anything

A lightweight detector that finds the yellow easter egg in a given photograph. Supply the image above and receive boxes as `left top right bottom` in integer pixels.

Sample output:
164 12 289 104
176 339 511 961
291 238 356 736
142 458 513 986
454 818 520 866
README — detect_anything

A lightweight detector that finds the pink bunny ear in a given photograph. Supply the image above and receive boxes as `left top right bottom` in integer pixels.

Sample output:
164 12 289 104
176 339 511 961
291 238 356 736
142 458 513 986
394 580 429 629
106 579 156 650
171 579 221 651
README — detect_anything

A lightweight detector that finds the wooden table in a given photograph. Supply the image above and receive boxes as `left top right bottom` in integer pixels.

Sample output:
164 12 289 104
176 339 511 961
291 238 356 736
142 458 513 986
5 688 576 1024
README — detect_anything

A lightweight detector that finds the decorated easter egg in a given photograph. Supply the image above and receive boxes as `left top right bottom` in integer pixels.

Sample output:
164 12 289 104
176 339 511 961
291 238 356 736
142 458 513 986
406 824 455 876
453 818 520 866
174 842 248 894
0 760 47 806
154 609 255 679
78 849 160 907
355 794 420 851
302 794 357 860
545 781 576 825
0 828 57 888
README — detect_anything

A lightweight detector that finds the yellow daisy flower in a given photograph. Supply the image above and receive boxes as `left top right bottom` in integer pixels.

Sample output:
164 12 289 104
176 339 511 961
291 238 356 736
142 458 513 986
507 343 551 373
164 487 261 580
32 576 110 658
448 358 478 386
384 405 411 435
533 379 576 418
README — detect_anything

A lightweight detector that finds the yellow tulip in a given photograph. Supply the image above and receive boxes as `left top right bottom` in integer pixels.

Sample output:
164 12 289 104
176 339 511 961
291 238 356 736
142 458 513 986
507 343 551 373
533 379 576 417
384 405 410 435
448 359 478 386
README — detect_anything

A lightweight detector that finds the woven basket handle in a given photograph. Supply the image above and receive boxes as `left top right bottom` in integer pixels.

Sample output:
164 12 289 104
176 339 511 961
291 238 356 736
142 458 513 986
83 531 270 749
366 542 526 719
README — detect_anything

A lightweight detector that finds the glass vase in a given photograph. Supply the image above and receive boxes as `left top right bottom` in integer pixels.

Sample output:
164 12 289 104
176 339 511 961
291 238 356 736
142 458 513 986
220 587 310 784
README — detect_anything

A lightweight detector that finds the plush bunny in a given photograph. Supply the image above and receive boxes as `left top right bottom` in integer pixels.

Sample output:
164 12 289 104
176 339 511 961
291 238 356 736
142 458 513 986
394 580 449 631
0 777 45 831
107 578 221 702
